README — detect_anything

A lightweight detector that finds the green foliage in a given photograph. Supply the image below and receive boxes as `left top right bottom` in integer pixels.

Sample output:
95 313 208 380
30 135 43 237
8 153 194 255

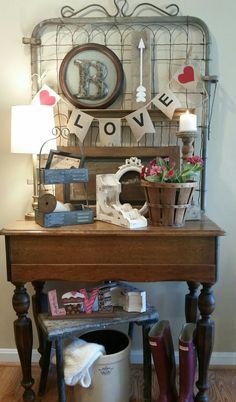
141 156 204 183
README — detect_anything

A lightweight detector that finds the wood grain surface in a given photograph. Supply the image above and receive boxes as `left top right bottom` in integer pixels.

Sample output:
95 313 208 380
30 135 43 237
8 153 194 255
0 364 235 402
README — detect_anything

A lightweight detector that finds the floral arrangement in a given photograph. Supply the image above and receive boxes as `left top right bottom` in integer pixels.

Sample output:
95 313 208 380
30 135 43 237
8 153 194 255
140 156 204 183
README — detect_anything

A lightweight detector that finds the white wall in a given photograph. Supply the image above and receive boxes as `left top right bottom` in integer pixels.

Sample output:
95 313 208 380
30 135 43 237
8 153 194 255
0 0 235 357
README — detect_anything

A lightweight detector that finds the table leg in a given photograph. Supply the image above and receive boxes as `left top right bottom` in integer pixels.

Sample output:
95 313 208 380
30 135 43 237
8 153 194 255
142 322 152 402
38 339 52 396
195 283 215 402
12 283 35 401
185 281 200 323
55 337 66 402
32 281 48 366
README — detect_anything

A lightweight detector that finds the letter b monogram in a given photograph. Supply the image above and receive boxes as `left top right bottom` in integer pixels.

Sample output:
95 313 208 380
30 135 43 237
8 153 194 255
74 60 108 100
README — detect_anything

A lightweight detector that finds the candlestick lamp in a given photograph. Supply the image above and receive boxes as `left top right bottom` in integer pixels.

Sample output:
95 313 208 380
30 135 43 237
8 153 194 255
177 110 198 161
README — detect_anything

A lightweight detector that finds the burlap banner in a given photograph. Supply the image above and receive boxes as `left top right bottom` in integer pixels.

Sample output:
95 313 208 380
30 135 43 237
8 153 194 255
32 63 200 144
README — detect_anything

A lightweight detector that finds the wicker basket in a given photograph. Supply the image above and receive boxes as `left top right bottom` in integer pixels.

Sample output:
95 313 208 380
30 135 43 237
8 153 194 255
141 180 197 227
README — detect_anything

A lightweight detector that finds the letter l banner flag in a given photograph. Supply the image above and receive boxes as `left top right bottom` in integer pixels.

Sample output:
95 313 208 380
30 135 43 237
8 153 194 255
67 109 94 143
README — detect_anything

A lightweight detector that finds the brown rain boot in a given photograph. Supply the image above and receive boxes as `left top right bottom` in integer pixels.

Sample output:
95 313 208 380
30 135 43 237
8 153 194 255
177 323 197 402
149 320 178 402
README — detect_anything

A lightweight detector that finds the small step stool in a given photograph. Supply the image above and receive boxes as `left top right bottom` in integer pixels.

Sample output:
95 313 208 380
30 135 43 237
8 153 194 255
38 306 159 402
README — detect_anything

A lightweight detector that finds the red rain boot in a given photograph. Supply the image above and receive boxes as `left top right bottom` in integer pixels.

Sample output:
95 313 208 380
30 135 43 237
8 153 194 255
177 323 197 402
149 320 178 402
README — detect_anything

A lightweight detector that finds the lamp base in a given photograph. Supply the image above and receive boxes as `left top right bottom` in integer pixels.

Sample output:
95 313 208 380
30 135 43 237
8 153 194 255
25 211 35 221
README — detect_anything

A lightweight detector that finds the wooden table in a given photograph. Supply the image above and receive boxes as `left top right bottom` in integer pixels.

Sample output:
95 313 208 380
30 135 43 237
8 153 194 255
1 217 224 402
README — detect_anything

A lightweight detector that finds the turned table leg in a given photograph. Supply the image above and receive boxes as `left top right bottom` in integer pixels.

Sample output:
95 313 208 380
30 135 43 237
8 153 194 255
32 281 48 366
12 283 35 401
195 283 215 402
185 281 200 323
142 322 152 402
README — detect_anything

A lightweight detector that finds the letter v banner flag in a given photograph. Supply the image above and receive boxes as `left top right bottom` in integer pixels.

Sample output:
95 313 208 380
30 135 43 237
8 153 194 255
126 107 155 142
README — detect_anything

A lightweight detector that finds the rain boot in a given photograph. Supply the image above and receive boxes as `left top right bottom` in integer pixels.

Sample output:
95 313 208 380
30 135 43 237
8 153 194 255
177 323 197 402
149 320 178 402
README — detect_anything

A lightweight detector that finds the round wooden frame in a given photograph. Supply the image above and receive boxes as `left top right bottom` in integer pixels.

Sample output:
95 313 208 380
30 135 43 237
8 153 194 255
59 43 124 109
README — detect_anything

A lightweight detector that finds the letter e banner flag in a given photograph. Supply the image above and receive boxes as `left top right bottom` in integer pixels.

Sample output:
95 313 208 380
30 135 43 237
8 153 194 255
152 89 181 119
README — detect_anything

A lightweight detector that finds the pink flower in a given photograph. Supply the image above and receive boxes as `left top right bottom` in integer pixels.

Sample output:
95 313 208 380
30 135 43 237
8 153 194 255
186 156 204 166
149 159 157 166
150 165 162 175
166 169 175 178
141 155 203 183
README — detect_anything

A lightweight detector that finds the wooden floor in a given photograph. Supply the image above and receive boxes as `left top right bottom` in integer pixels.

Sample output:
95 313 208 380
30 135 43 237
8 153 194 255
1 364 236 402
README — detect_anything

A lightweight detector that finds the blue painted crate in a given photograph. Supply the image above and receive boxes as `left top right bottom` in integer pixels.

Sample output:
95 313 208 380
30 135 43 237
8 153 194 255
40 168 89 184
35 207 94 227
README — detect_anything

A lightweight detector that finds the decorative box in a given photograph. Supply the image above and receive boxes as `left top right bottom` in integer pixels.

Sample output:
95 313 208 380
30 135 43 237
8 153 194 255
39 168 89 185
35 206 94 228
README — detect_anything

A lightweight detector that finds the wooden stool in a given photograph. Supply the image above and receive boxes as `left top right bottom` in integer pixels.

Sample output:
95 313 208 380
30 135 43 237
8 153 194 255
37 306 159 402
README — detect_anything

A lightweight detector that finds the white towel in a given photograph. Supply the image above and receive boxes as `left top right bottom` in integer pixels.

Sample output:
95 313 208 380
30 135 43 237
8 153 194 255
52 337 105 387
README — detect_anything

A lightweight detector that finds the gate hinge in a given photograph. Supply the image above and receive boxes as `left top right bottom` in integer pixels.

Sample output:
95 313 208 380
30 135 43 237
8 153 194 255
22 37 41 46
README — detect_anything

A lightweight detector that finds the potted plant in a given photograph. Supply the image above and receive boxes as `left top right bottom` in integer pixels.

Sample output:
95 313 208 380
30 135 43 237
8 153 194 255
140 156 204 227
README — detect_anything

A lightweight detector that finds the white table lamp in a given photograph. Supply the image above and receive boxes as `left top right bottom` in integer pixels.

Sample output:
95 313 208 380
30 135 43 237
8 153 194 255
11 105 55 219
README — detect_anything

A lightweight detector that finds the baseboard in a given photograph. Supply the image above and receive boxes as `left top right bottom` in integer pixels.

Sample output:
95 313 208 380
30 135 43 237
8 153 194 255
0 348 41 363
1 348 236 366
131 350 236 366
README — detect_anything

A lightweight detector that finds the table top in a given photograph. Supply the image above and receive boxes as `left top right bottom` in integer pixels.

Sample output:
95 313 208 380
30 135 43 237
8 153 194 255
0 215 225 238
2 215 224 286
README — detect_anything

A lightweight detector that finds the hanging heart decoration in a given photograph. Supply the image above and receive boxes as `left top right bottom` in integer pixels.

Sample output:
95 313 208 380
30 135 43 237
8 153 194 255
32 84 61 106
39 89 56 106
178 65 195 84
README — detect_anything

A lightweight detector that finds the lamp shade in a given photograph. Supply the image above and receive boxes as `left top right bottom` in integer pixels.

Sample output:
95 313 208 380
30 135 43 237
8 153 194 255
11 105 55 154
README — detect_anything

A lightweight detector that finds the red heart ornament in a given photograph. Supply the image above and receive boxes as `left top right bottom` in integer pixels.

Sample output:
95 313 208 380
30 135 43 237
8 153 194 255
39 89 56 106
178 66 195 84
